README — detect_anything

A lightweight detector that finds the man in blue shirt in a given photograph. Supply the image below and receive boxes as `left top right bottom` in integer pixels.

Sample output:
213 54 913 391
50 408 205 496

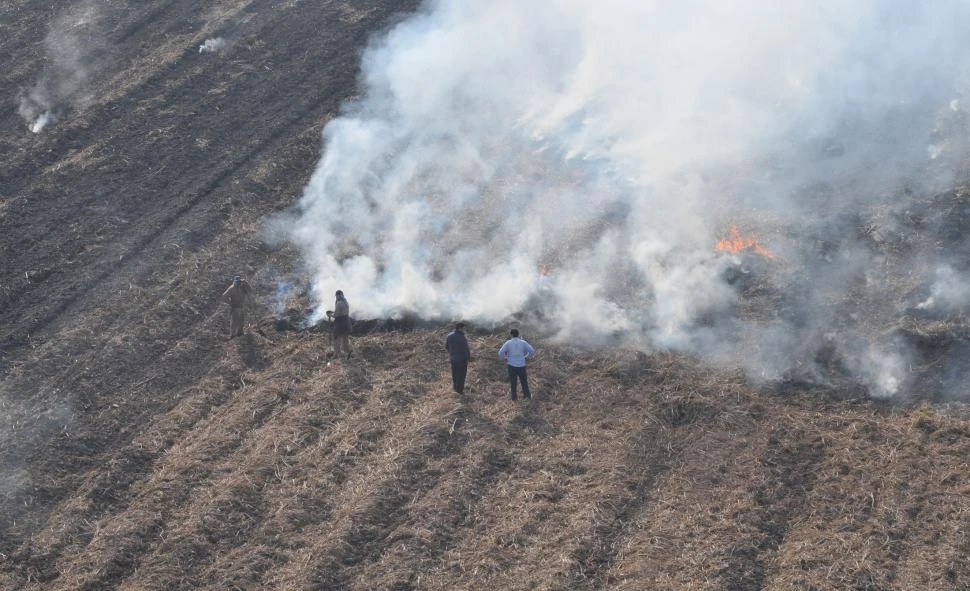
445 322 472 395
498 328 535 401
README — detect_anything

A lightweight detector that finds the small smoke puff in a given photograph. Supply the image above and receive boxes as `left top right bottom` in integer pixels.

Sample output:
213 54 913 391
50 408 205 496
17 92 52 133
199 37 228 54
0 468 29 498
879 375 900 397
917 265 970 313
271 281 298 316
29 111 57 134
951 98 961 111
860 345 908 400
18 83 55 133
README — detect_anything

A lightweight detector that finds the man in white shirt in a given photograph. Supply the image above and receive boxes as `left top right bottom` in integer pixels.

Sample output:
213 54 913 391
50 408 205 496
498 328 535 401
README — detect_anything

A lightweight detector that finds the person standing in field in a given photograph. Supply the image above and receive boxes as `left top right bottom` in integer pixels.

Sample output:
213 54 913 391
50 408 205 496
498 328 535 400
445 322 471 395
328 289 352 359
222 275 253 338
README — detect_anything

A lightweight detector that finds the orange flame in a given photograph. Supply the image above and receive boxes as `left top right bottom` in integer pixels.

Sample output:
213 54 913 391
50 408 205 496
716 227 776 260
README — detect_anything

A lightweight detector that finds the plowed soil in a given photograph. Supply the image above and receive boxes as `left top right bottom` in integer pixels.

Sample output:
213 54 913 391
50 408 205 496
3 2 970 590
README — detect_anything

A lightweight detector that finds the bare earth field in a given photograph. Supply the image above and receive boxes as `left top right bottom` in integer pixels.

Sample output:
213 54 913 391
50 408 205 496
2 2 970 590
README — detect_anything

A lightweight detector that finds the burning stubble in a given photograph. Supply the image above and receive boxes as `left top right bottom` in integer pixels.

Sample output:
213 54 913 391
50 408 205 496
274 0 970 399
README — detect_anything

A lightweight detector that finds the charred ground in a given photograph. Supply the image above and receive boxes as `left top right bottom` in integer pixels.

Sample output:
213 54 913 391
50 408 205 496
2 2 970 590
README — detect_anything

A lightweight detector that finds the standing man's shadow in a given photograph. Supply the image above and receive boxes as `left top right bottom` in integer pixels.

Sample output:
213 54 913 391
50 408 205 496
506 398 559 438
236 332 269 370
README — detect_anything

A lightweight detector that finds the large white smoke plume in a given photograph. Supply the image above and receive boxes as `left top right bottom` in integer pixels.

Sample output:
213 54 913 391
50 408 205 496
18 1 110 133
275 0 970 397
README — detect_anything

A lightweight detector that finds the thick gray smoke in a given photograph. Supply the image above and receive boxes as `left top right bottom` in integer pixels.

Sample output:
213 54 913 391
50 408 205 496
277 0 970 398
18 1 109 133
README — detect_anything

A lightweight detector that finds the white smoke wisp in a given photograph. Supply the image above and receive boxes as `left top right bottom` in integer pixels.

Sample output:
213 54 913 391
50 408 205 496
277 0 970 397
18 1 108 133
0 388 74 502
199 37 229 54
917 265 970 314
27 110 57 134
0 467 29 500
858 344 909 400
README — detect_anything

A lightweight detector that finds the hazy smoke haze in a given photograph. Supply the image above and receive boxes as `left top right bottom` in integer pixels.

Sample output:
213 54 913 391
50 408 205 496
277 0 970 397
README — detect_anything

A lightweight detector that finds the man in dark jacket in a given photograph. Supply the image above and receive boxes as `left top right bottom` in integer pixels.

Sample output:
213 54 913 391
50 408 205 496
222 275 253 338
329 289 352 359
445 322 471 395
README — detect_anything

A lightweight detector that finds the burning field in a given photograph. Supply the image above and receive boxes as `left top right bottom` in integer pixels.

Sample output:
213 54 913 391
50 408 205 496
3 1 970 590
707 185 970 402
270 0 970 404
